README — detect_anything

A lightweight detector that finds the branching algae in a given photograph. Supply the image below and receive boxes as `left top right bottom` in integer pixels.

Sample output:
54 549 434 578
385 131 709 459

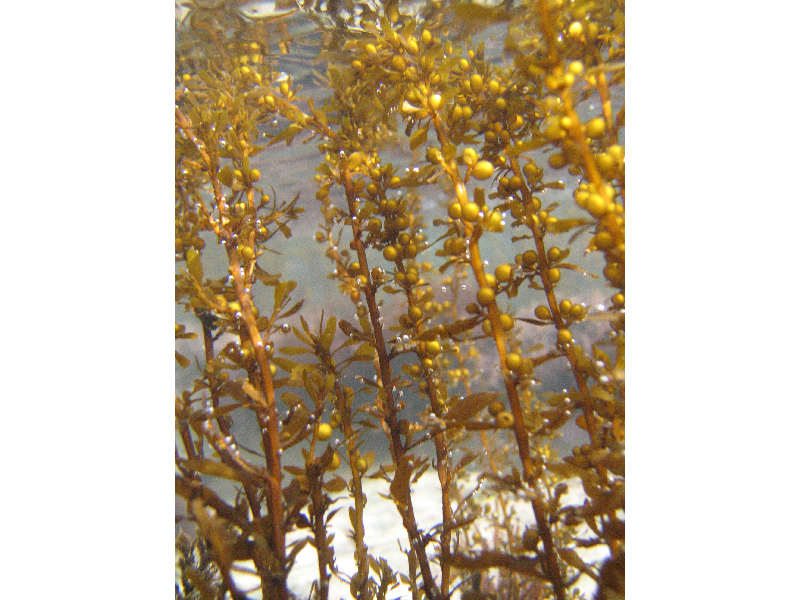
175 1 624 599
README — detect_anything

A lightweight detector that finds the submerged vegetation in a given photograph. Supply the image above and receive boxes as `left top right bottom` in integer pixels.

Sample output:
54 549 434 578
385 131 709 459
175 1 624 598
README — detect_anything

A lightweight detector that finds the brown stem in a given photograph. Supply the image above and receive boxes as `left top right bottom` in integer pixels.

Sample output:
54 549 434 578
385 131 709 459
176 401 201 466
407 546 422 600
334 379 370 599
176 106 288 600
309 467 331 600
431 393 453 595
447 268 516 575
428 110 566 600
227 234 287 600
198 313 273 585
398 259 454 595
510 158 601 450
342 168 443 600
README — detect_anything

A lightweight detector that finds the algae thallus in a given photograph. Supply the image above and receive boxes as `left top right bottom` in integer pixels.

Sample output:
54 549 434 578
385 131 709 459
175 1 624 599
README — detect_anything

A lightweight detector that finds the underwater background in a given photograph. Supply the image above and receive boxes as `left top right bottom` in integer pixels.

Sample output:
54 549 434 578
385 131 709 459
175 3 622 598
5 1 800 600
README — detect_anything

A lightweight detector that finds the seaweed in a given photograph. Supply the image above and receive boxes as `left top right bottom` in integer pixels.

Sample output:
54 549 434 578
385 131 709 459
175 1 625 598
